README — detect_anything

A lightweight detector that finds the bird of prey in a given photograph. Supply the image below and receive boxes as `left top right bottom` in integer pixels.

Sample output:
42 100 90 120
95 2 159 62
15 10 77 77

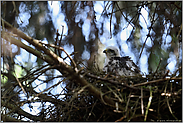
103 46 140 76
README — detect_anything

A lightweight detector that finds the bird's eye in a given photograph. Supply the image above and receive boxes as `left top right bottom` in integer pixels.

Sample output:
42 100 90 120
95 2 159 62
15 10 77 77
108 49 115 53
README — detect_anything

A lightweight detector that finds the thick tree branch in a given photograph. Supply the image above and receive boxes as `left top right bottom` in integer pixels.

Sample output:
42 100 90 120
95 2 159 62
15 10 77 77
1 31 54 65
2 19 119 110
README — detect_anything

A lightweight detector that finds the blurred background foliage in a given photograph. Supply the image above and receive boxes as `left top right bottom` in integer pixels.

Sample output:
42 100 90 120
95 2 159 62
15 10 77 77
1 1 182 74
1 1 182 121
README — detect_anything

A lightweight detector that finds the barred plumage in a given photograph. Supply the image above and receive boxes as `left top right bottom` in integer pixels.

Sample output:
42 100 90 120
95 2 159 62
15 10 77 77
103 46 140 76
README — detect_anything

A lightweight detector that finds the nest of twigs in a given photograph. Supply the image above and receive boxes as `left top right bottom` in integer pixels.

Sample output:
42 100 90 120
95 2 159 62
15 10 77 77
1 63 182 122
58 65 182 122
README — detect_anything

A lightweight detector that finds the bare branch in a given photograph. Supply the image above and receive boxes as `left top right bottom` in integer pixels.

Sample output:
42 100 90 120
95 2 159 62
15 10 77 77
2 19 118 110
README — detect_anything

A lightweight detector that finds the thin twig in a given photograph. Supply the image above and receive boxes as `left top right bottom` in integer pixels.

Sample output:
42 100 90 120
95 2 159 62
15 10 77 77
115 115 126 122
100 1 110 18
166 97 178 120
137 36 148 65
36 78 67 98
115 2 134 29
58 25 64 57
2 19 119 110
39 42 77 70
12 1 23 23
137 3 158 64
132 77 182 87
109 2 115 39
173 2 182 10
107 85 123 103
129 98 140 121
144 88 152 121
68 85 89 104
54 29 60 55
125 92 131 112
86 73 150 92
140 12 148 26
141 86 144 115
162 69 170 78
154 58 163 74
14 72 27 95
87 99 98 120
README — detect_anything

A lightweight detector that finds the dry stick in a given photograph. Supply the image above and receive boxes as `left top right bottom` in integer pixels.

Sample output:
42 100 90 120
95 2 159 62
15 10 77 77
19 78 66 107
137 4 158 64
68 85 89 105
124 13 137 31
14 72 27 95
163 80 169 99
166 97 178 120
140 11 148 26
1 21 6 82
25 64 50 79
109 2 115 39
157 96 161 119
12 1 23 23
114 86 124 103
137 36 148 65
101 1 110 16
129 98 140 121
115 115 127 122
125 92 132 112
97 111 105 122
98 1 111 24
113 3 137 14
54 29 60 55
58 25 64 57
172 66 182 77
125 92 131 120
176 24 182 61
116 86 124 102
132 77 182 87
87 99 98 120
25 66 57 88
51 44 77 70
2 21 54 66
69 1 77 20
107 2 113 10
124 12 138 40
115 2 134 29
107 85 123 103
144 88 152 121
38 42 77 70
9 36 14 65
100 93 107 105
36 78 67 98
173 2 182 10
154 58 163 74
86 73 150 92
115 102 119 112
141 86 144 115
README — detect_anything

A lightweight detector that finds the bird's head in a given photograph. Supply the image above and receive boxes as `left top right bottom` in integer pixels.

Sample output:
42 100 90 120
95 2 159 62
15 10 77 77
103 46 120 59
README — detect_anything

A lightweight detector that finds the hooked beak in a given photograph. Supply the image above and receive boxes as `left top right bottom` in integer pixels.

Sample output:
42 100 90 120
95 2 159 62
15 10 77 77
103 49 107 53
